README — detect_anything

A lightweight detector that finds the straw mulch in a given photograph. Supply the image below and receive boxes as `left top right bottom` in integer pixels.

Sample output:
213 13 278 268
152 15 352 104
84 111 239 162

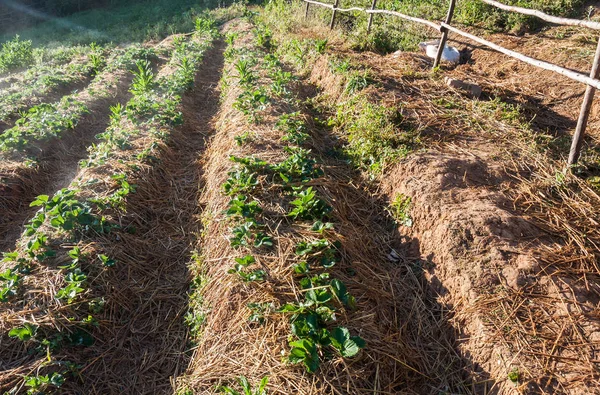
270 8 600 394
0 36 221 394
178 19 472 395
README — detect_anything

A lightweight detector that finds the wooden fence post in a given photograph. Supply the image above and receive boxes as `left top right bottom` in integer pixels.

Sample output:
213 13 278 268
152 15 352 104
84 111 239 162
305 1 310 19
433 0 456 69
568 36 600 165
330 0 340 30
367 0 378 34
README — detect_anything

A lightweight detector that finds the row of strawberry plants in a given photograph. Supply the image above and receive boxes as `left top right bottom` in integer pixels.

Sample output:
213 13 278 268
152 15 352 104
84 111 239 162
0 44 163 154
221 21 365 375
0 18 218 394
0 43 106 123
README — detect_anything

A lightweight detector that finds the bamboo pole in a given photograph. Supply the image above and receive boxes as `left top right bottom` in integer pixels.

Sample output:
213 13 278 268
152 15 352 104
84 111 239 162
433 0 456 68
440 22 600 90
367 0 377 34
330 0 340 29
482 0 600 30
569 36 600 165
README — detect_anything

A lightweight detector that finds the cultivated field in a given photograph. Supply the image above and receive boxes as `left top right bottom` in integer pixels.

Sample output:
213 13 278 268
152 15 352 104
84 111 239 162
1 0 599 394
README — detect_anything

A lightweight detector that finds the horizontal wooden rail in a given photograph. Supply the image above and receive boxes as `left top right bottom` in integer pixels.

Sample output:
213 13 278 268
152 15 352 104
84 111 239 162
302 0 600 164
481 0 600 30
303 0 441 31
440 22 600 90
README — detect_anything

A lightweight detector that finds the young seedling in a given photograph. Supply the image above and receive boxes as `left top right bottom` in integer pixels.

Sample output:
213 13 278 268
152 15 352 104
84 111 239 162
228 255 266 282
219 376 268 395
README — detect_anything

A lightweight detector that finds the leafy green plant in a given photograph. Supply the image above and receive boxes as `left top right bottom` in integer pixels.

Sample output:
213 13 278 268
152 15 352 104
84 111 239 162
0 35 34 73
508 368 520 384
288 187 332 221
248 302 274 325
345 70 372 94
235 58 256 86
295 239 341 269
228 255 267 282
0 268 20 302
130 59 155 95
223 168 259 195
9 323 38 342
28 189 109 235
195 16 216 34
329 327 366 357
219 376 268 395
230 222 273 249
0 97 87 152
273 147 322 183
98 254 116 267
226 195 263 220
233 88 269 123
24 372 65 394
314 39 328 54
254 25 273 50
230 156 268 172
88 42 105 76
390 193 412 227
277 112 309 145
311 221 334 234
235 131 252 146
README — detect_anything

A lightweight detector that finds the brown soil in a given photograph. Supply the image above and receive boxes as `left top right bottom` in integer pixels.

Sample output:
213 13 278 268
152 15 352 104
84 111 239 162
274 15 600 394
0 68 134 253
0 39 225 394
179 19 475 395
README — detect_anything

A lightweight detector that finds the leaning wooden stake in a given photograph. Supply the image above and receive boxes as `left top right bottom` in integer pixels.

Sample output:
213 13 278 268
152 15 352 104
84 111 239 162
367 0 378 34
330 0 339 29
569 36 600 165
433 0 456 68
305 1 310 19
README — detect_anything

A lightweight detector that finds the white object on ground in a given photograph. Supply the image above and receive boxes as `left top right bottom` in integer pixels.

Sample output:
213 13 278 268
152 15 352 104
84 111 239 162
419 40 460 63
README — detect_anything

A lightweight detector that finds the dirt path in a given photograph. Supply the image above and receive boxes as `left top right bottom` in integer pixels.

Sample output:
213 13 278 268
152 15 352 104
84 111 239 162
65 40 225 394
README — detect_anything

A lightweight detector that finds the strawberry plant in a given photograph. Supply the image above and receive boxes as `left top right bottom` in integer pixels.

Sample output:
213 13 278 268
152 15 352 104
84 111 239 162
311 220 334 234
288 187 332 221
271 147 322 183
230 156 268 172
29 189 110 234
98 254 116 267
219 376 268 395
233 88 269 123
223 168 259 195
277 112 309 145
0 97 87 152
230 222 273 249
226 195 263 220
295 239 341 269
228 255 266 282
0 269 20 302
8 323 38 342
24 372 65 394
247 302 274 325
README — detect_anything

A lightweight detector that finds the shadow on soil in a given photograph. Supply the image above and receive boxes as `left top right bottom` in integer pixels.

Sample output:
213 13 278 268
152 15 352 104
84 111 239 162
293 79 497 394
